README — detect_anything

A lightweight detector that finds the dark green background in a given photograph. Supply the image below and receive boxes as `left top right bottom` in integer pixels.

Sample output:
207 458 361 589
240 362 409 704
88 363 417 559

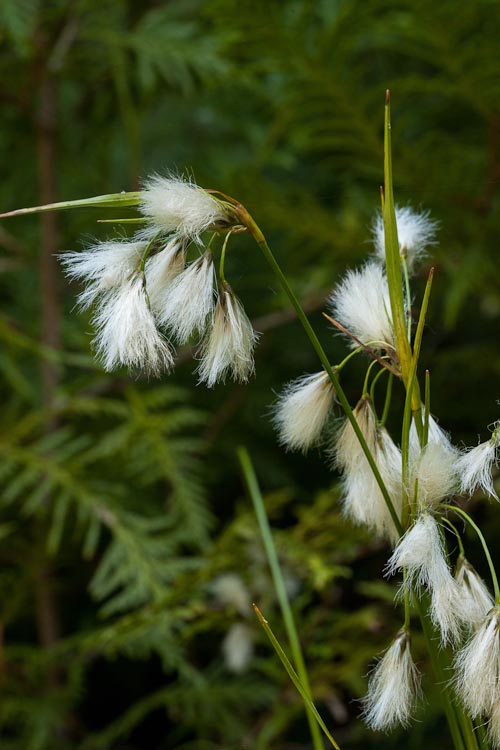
0 1 499 748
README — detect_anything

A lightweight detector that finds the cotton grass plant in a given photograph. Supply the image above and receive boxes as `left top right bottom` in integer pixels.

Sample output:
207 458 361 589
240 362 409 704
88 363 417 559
2 93 499 750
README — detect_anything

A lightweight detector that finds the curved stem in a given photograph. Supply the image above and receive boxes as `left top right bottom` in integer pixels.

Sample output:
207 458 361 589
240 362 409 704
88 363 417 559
238 206 402 536
238 447 325 750
138 232 160 273
219 229 233 284
443 504 500 602
369 367 388 415
441 517 465 557
362 359 378 397
380 371 393 427
335 346 363 371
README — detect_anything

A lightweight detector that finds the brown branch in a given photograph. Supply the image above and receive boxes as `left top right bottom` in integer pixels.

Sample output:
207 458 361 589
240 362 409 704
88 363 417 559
322 312 401 377
33 30 63 655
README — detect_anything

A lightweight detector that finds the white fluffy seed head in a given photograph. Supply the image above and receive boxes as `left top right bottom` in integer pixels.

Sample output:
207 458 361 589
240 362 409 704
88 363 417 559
145 238 186 315
211 573 251 617
222 623 254 674
334 399 402 540
335 398 377 472
329 262 395 351
408 414 458 509
157 252 215 344
91 275 174 375
139 174 231 241
455 425 500 500
362 629 422 731
330 263 394 349
60 240 145 309
196 287 258 388
408 441 458 509
273 371 335 452
455 556 494 628
409 414 456 458
372 206 438 273
387 514 463 644
454 608 500 717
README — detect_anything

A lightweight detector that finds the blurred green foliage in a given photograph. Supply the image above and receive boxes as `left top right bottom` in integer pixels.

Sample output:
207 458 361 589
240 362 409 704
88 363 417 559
0 0 499 748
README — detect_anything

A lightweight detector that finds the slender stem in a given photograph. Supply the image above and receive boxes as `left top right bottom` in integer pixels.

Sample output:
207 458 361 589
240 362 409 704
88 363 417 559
362 359 378 397
138 233 160 273
369 367 388 419
383 92 414 392
474 719 490 749
403 570 411 630
441 517 465 557
402 254 412 339
415 597 465 750
253 604 339 750
380 371 393 427
238 448 324 750
443 504 500 602
424 370 430 447
237 206 402 536
219 229 233 285
401 269 434 525
335 346 363 371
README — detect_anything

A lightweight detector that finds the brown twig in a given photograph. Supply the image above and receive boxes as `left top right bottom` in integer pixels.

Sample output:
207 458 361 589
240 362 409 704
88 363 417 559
322 312 400 377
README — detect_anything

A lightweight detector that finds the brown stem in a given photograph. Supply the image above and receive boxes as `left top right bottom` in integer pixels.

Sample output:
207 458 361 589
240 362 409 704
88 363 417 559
34 568 61 647
33 35 62 651
36 69 61 412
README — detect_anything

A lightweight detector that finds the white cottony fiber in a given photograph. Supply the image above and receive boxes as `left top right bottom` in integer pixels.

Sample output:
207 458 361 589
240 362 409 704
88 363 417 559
387 514 463 644
454 609 500 717
196 287 258 387
60 240 145 309
145 239 186 316
362 629 422 731
455 556 494 628
455 425 500 500
92 275 174 375
329 262 395 350
157 252 215 344
140 174 230 240
372 205 438 272
334 398 402 540
273 371 335 452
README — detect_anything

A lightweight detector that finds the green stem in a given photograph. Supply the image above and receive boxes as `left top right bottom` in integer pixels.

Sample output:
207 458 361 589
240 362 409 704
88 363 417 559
401 269 434 525
383 92 413 391
219 229 233 284
474 719 490 749
362 359 378 397
237 206 402 537
415 597 466 750
253 604 340 750
369 367 388 419
238 447 324 750
441 517 465 557
138 233 160 273
424 370 430 447
336 346 363 371
403 570 411 630
402 254 412 339
443 504 500 602
380 371 393 427
0 191 141 218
